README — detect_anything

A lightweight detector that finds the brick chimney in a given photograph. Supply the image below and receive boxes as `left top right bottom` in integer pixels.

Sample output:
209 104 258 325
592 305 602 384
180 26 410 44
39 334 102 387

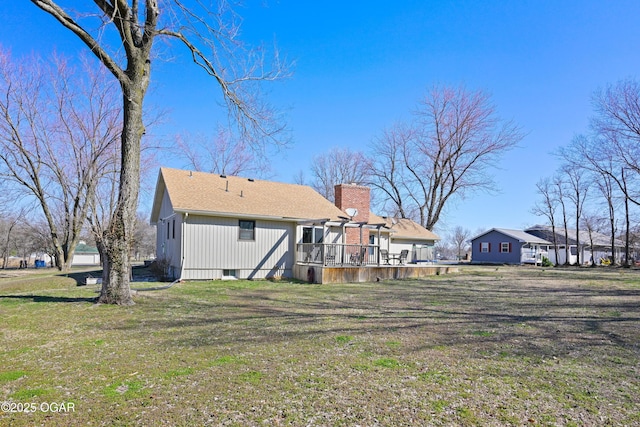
334 183 370 244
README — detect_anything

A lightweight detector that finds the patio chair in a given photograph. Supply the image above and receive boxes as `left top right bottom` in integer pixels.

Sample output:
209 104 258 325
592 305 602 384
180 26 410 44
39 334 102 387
360 246 368 265
398 249 409 265
380 249 390 265
349 247 367 265
324 245 336 266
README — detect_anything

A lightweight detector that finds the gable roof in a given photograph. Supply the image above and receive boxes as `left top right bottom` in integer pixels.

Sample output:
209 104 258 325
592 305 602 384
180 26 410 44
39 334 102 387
471 228 552 245
525 225 623 247
381 217 440 241
151 168 350 224
150 168 440 242
75 243 99 254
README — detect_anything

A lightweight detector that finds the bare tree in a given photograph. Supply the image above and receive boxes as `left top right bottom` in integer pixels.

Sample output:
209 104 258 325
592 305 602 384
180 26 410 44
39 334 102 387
596 171 620 265
0 50 121 271
174 127 268 178
586 80 640 205
565 79 640 266
567 134 635 265
132 212 156 261
552 174 571 265
0 215 21 268
532 177 560 266
580 211 605 266
292 170 307 186
449 226 471 260
434 240 454 260
367 123 414 219
619 168 633 266
592 78 640 163
309 147 369 202
556 139 592 266
369 85 523 230
31 0 289 305
563 167 588 265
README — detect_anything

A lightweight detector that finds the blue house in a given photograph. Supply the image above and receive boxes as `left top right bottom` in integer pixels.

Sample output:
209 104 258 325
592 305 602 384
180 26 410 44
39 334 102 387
470 228 551 265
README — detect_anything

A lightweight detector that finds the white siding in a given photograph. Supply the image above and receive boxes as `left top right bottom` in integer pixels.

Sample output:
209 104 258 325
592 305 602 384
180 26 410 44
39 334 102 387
377 234 390 251
72 254 100 265
326 227 343 244
390 239 435 262
181 215 295 280
155 189 183 277
389 240 414 253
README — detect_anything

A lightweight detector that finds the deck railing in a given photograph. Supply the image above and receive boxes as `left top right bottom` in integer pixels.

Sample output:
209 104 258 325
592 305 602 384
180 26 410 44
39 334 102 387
297 243 380 266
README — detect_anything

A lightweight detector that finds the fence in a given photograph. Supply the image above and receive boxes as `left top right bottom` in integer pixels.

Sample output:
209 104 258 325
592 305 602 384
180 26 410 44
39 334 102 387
297 243 380 266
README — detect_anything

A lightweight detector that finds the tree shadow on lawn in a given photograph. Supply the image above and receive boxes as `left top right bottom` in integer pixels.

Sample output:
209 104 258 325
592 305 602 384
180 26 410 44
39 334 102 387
0 294 96 303
130 283 640 358
55 268 103 287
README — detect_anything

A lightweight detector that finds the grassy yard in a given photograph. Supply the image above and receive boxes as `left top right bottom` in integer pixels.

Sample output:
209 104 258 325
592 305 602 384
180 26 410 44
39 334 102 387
0 266 639 426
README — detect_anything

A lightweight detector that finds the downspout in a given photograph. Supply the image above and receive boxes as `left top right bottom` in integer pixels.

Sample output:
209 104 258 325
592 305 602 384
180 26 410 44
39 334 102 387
180 212 187 279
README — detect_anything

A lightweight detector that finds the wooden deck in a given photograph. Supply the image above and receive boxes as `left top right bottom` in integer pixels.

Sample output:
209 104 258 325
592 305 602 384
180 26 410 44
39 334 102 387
293 263 458 284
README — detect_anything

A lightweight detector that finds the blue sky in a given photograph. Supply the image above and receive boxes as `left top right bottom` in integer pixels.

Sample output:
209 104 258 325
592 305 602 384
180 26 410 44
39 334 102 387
2 1 640 236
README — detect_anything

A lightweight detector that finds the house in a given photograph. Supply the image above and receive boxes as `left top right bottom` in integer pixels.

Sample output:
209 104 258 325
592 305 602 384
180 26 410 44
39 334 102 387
71 242 101 266
525 225 624 265
470 228 551 265
150 168 443 283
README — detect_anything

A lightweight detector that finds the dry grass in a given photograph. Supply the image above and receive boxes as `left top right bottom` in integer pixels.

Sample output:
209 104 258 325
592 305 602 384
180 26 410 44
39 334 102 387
0 266 639 426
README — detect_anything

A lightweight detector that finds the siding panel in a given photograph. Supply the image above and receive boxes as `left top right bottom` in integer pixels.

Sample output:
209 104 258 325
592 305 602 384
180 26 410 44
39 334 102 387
181 215 294 280
156 189 183 277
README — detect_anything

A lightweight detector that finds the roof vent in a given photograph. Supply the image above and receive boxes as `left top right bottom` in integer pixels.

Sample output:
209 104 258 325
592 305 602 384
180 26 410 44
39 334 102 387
220 174 227 178
248 178 254 182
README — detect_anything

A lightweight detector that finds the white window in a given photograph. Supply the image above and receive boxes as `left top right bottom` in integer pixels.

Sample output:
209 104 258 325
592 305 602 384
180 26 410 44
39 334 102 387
303 227 324 244
239 220 255 241
222 269 237 280
501 242 511 253
481 242 490 253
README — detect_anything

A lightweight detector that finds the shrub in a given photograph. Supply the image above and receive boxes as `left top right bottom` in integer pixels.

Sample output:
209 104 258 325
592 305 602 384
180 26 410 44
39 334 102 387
149 257 172 281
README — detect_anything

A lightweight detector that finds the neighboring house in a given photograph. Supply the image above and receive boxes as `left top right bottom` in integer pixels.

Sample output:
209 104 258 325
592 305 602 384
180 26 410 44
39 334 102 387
72 242 101 266
471 228 551 265
525 225 624 265
150 167 440 281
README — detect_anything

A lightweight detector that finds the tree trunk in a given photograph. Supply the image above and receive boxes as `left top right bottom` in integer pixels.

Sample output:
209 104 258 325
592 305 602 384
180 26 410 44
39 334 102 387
624 195 630 267
551 223 560 267
97 77 145 305
575 205 580 265
609 216 616 266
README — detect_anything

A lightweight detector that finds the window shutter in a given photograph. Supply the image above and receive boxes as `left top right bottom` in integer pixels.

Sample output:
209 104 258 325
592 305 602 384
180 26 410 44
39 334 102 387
509 242 512 253
489 243 491 252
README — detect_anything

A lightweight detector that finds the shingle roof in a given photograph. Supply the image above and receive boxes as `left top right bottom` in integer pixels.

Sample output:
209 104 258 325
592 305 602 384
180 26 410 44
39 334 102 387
525 225 624 247
151 168 348 223
381 217 440 241
471 228 552 244
75 243 99 254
